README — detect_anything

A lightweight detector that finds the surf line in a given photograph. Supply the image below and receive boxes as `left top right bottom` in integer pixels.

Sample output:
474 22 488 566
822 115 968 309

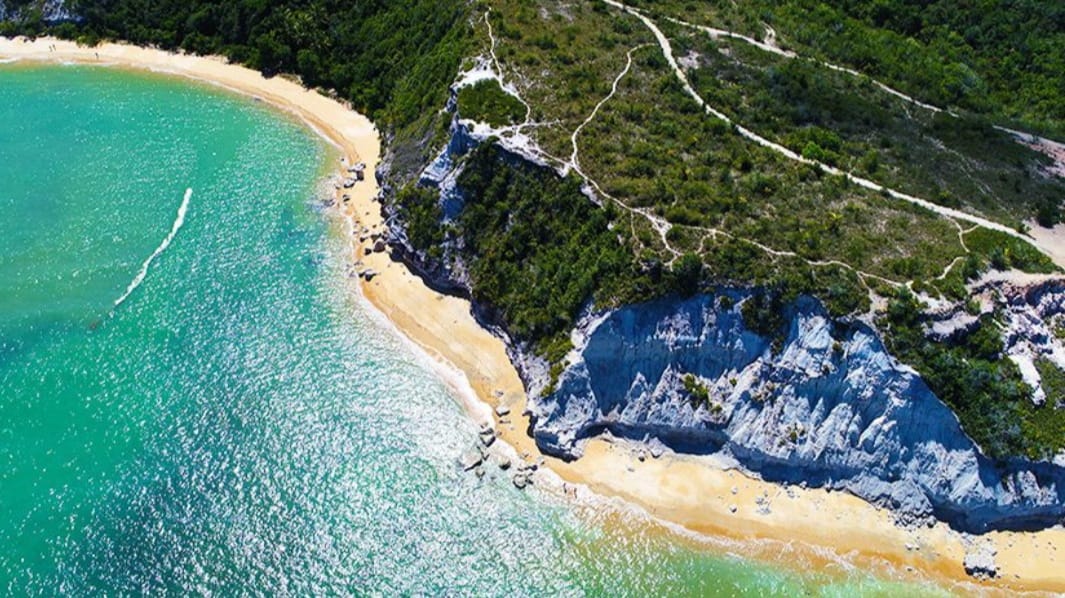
112 188 192 309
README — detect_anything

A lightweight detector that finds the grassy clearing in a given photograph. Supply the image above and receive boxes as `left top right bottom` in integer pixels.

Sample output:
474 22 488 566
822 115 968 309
1026 359 1065 458
577 45 966 286
484 0 653 159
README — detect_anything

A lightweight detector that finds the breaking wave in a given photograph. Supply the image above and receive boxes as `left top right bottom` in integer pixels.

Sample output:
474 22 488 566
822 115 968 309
113 188 191 308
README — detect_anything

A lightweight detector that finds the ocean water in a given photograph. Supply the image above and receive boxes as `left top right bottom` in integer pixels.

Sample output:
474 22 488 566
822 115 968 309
0 64 953 596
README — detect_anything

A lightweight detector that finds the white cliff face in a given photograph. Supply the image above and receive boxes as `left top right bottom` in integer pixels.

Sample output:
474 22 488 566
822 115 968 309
530 292 1065 532
399 81 1065 533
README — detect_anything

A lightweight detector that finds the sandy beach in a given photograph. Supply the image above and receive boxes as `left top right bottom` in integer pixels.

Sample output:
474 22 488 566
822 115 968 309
3 36 1063 595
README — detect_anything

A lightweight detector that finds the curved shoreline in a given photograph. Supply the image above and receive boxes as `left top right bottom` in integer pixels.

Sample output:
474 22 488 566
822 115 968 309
2 36 1063 594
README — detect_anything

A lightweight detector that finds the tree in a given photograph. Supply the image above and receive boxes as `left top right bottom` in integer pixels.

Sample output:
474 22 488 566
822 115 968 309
671 253 704 297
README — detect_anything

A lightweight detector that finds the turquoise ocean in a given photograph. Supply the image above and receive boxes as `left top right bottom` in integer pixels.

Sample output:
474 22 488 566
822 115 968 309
0 64 953 595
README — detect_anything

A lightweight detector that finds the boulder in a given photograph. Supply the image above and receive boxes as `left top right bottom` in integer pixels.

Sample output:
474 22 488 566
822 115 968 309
459 450 483 471
963 545 998 579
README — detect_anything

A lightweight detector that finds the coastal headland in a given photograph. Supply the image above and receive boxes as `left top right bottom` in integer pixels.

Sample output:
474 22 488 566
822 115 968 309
3 36 1063 594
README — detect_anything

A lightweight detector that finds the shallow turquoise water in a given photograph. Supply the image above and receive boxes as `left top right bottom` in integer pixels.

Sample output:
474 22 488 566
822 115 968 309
0 64 954 595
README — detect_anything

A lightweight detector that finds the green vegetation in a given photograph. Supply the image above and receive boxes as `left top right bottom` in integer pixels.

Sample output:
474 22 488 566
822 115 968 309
1030 359 1065 454
8 0 1063 461
5 0 473 159
483 0 654 159
965 229 1060 275
633 0 1065 136
671 30 1065 226
682 373 711 407
741 291 789 348
568 38 971 309
580 49 966 282
457 79 526 128
775 0 1065 136
1037 358 1065 406
881 290 1063 461
396 185 446 257
447 143 644 349
400 142 744 367
464 2 1063 461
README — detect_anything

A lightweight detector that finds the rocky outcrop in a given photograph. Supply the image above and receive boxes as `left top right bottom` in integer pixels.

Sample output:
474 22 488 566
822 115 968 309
925 273 1065 407
417 116 478 221
0 0 75 23
529 292 1065 533
990 276 1065 407
963 542 999 578
381 116 477 297
378 64 1065 534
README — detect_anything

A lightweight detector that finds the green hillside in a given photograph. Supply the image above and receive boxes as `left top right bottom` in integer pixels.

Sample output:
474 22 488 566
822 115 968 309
6 0 1064 459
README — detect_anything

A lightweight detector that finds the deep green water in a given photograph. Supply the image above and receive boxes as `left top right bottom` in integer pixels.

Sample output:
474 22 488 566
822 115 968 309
0 64 954 596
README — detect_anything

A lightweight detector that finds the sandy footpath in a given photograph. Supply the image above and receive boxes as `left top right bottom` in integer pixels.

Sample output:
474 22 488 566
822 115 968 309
3 36 1063 594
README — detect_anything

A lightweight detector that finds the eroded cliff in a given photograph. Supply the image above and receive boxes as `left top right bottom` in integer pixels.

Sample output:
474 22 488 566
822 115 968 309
530 292 1065 532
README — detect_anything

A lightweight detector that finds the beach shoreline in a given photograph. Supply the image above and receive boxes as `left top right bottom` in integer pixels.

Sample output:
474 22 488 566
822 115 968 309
3 36 1063 594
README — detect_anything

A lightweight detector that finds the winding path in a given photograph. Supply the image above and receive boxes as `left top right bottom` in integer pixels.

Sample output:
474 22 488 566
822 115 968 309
602 0 1059 265
471 7 1023 291
666 13 1065 164
561 44 908 290
662 16 949 115
483 10 533 128
569 44 649 174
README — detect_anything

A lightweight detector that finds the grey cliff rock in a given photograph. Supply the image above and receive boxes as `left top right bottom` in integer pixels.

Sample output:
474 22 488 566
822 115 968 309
529 292 1065 532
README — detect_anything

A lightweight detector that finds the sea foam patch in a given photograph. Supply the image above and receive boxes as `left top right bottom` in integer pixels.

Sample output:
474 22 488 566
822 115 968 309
113 188 192 309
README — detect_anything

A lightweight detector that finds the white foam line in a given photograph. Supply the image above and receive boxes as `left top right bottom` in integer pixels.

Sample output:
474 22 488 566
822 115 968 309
113 188 191 309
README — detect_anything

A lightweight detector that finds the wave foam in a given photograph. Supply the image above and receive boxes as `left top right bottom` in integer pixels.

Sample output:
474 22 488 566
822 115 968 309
113 188 191 309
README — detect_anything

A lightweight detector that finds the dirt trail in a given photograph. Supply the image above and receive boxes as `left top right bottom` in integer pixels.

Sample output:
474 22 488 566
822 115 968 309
603 0 1064 268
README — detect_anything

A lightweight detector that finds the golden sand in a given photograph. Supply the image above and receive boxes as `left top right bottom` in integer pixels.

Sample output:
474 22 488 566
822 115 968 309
3 36 1063 594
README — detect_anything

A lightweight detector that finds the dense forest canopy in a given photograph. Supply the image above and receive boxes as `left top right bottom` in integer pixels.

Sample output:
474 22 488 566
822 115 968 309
2 0 473 130
795 0 1065 132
